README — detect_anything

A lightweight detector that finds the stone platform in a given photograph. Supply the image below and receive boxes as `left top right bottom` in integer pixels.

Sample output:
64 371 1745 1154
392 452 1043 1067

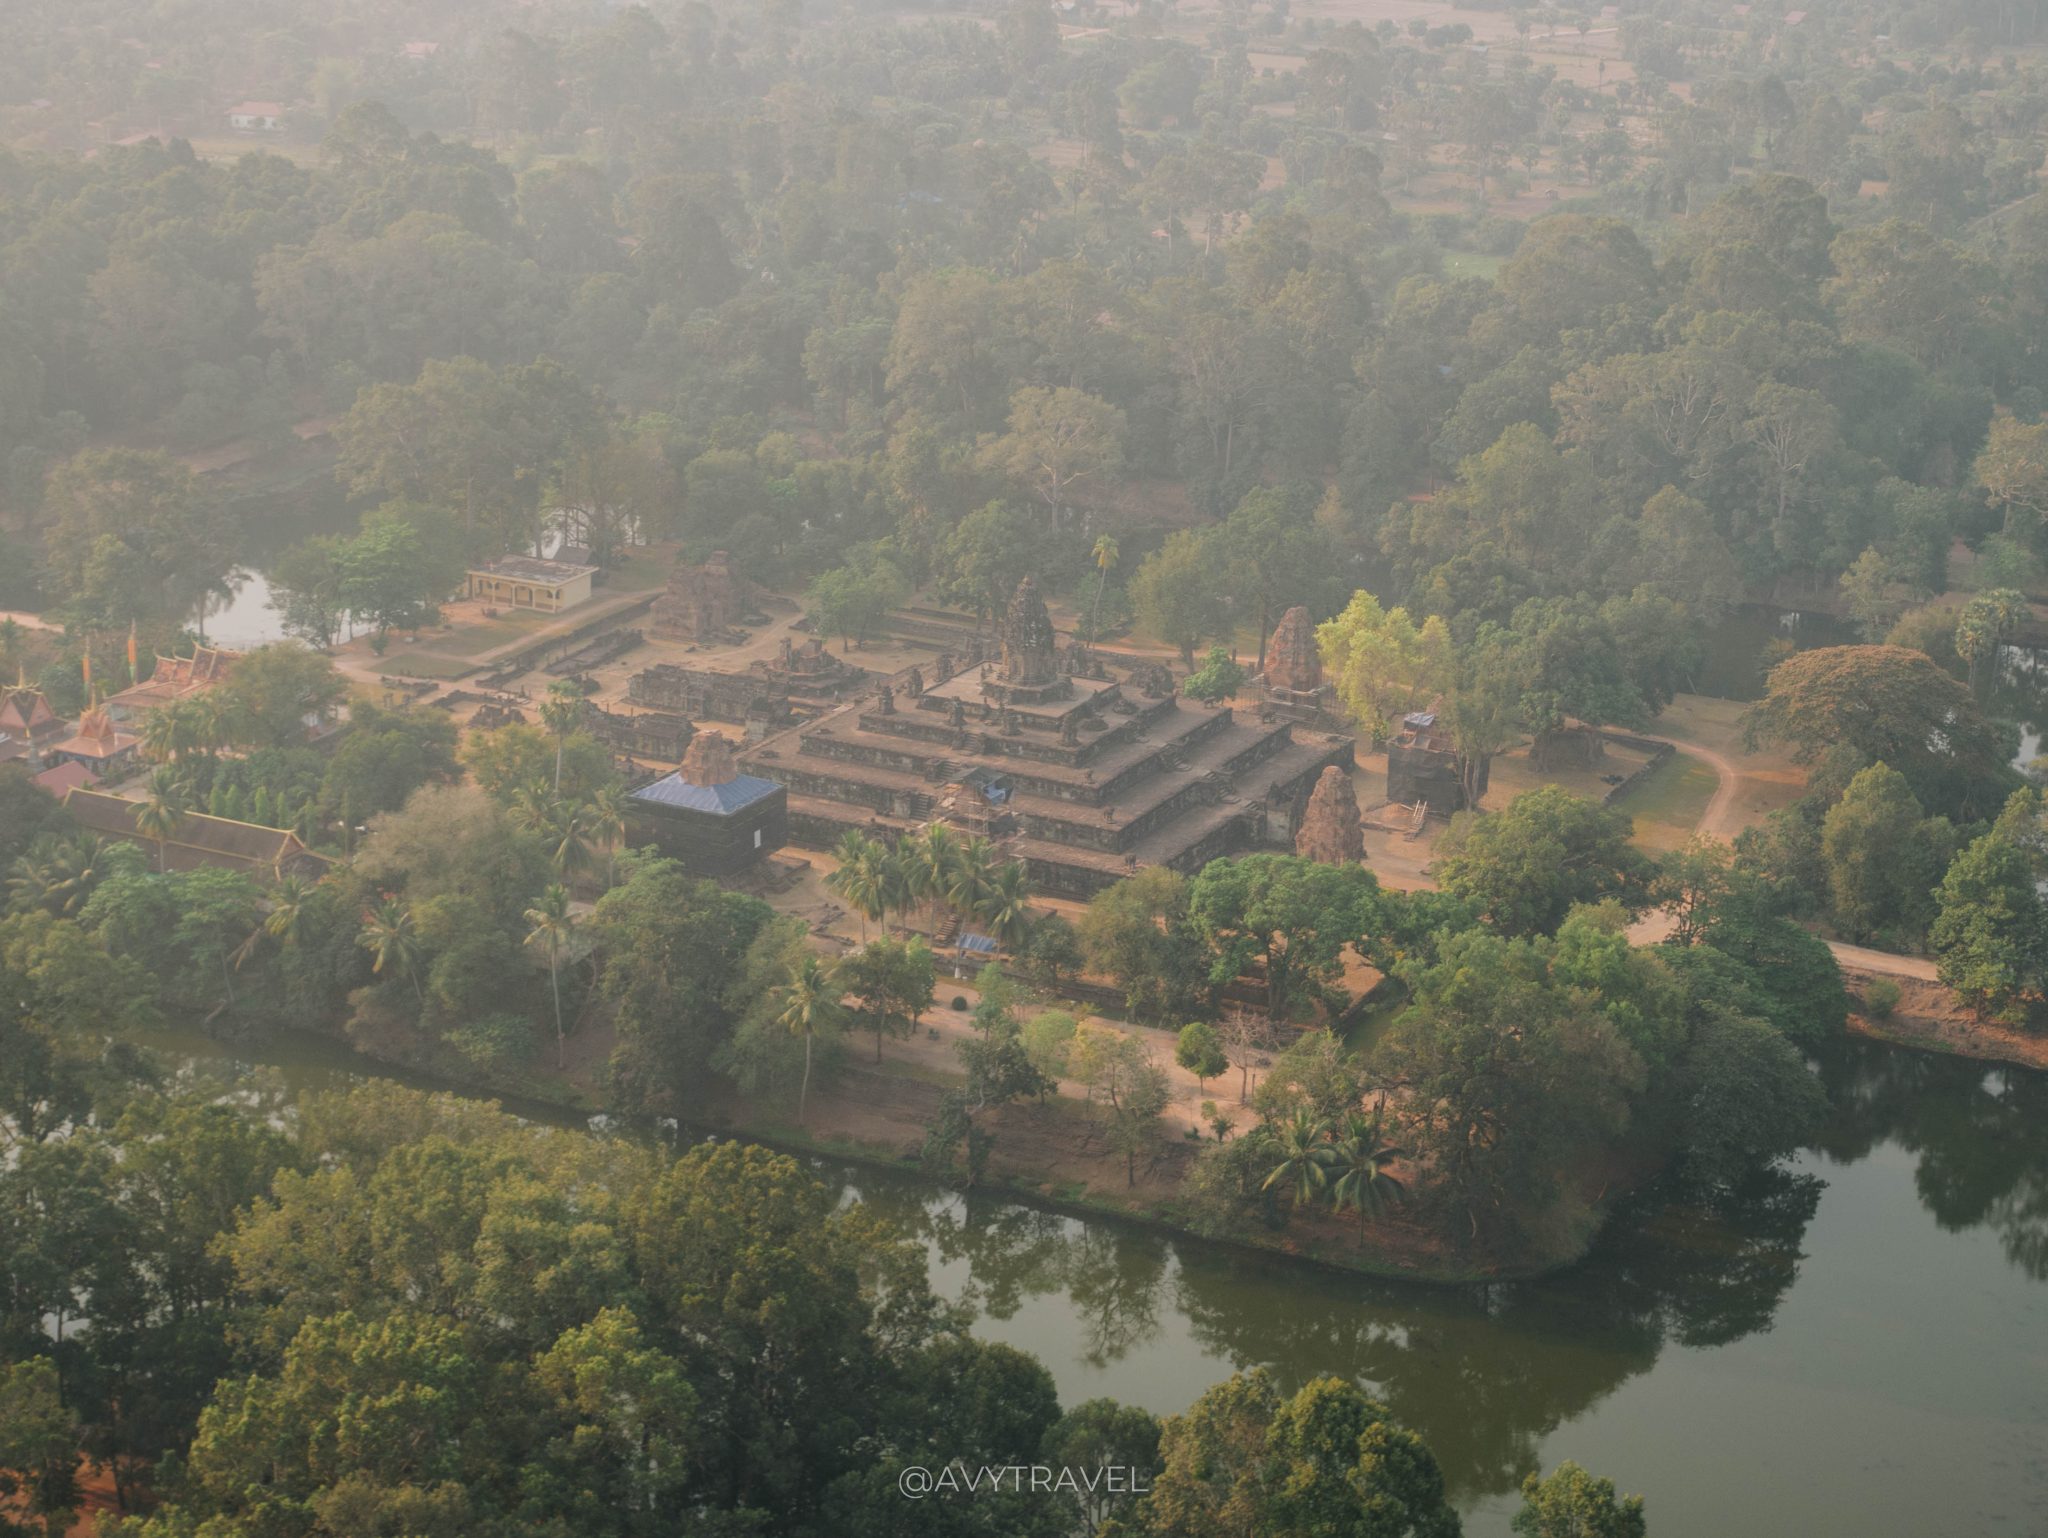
740 579 1351 897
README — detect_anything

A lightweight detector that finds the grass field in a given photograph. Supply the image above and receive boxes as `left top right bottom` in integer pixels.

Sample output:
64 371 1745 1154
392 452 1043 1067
1441 251 1506 281
1613 751 1719 852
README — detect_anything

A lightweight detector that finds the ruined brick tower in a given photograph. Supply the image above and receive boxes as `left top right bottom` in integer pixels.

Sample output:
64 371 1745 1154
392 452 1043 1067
1295 763 1365 866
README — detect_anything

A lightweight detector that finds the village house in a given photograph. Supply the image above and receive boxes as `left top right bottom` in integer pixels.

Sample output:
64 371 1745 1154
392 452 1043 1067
466 556 599 615
226 101 287 132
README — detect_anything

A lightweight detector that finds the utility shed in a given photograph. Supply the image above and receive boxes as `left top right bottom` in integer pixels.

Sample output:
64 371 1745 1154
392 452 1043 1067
626 733 786 876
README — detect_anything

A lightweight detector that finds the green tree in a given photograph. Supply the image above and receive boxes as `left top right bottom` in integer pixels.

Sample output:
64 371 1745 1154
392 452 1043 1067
1931 833 2048 1025
134 769 191 874
984 385 1126 530
1175 1021 1227 1091
1087 533 1120 644
824 830 888 944
1512 1461 1648 1538
357 895 425 1004
1435 787 1654 938
1259 1110 1336 1207
1318 590 1455 743
1187 854 1381 1017
1262 1376 1461 1538
525 882 576 1069
1819 763 1948 941
587 857 774 1113
1068 1024 1172 1187
837 937 934 1063
1743 645 2011 817
40 448 233 630
1374 929 1644 1240
774 953 843 1125
1182 645 1248 704
1329 1108 1407 1244
1130 528 1227 667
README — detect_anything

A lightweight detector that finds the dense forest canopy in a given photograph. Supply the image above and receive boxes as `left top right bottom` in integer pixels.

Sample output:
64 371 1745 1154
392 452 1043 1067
1 0 2047 1531
0 0 2043 657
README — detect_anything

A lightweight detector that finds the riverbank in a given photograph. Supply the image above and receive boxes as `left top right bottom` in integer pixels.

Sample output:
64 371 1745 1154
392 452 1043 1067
1842 969 2048 1071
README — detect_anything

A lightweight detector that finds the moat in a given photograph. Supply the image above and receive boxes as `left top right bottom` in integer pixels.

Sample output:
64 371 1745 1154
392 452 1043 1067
153 1030 2048 1537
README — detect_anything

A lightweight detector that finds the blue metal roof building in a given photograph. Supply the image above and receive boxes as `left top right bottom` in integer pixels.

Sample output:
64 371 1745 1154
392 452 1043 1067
624 733 788 876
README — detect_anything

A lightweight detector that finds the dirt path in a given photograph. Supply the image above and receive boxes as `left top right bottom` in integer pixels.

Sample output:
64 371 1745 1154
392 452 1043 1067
1634 730 1939 983
1654 735 1746 840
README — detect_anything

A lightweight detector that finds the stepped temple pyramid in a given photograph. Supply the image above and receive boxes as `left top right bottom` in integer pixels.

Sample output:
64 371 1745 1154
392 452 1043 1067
741 576 1352 897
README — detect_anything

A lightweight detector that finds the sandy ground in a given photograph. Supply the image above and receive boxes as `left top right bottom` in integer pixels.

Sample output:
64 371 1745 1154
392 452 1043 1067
1842 969 2048 1070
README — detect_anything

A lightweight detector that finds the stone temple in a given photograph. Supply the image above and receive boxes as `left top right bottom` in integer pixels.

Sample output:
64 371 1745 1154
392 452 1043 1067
1259 605 1335 722
740 577 1352 897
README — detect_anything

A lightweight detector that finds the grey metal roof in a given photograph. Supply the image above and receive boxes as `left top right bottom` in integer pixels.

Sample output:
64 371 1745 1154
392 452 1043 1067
629 770 781 816
469 555 598 585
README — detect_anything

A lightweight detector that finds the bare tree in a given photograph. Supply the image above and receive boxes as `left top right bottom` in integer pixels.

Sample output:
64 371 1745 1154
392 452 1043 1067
1218 1006 1277 1105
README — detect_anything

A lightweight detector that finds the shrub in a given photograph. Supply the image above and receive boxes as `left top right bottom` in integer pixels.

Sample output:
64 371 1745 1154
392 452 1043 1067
1863 977 1903 1019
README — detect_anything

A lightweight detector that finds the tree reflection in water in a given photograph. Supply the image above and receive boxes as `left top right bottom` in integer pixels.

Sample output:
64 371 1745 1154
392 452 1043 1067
1813 1037 2048 1280
819 1038 2043 1505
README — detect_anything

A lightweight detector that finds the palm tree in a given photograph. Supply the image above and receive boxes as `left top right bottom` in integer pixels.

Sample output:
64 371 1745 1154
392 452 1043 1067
140 701 195 766
589 782 629 888
539 680 584 792
825 830 886 944
525 883 577 1069
357 895 425 1003
976 859 1036 953
262 873 315 944
6 835 111 917
541 799 598 880
877 842 915 934
135 769 191 873
508 778 555 834
1259 1111 1336 1208
905 823 960 933
945 835 1001 929
774 953 843 1125
1329 1108 1408 1244
1088 533 1120 644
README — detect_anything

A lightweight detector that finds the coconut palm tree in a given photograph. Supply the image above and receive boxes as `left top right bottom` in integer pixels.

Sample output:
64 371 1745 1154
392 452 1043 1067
140 701 196 766
905 823 960 932
1329 1108 1408 1244
825 830 887 944
6 835 112 917
944 835 1001 928
135 769 191 873
589 782 629 887
357 895 425 1003
510 781 596 879
542 799 598 880
263 873 315 943
539 680 584 792
1259 1111 1336 1207
525 882 577 1069
878 842 915 933
774 953 843 1125
1088 533 1119 644
976 859 1036 953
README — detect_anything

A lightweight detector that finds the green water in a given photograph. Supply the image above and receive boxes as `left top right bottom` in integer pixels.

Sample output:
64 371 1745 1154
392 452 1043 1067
154 1030 2048 1537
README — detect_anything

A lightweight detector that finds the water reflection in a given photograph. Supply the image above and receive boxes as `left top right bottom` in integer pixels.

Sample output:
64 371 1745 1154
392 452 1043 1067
833 1152 1822 1502
835 1040 2043 1515
1815 1038 2048 1280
